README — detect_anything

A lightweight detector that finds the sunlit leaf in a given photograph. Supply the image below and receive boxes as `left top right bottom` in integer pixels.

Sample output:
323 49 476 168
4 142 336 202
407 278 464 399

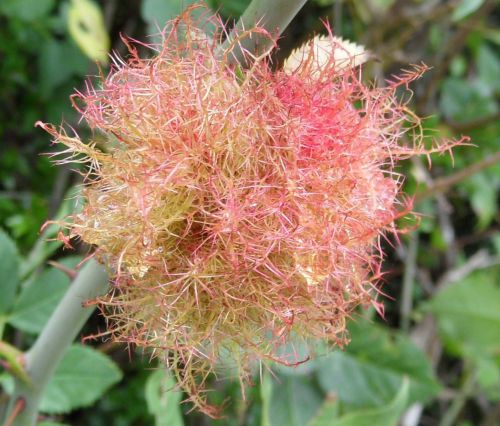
452 0 484 22
68 0 110 64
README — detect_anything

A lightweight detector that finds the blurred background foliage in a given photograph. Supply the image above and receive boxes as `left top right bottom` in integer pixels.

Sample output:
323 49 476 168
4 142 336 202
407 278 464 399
0 0 499 425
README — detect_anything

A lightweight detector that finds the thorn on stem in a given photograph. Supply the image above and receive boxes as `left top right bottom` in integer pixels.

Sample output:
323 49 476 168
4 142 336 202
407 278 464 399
4 397 26 426
47 261 78 280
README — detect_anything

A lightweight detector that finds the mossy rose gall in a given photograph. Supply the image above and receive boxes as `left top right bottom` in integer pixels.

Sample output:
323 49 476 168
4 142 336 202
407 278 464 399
38 7 466 415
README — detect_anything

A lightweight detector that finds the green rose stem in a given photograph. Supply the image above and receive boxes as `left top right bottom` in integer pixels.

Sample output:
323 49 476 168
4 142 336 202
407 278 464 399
218 0 308 65
6 260 108 426
4 1 309 424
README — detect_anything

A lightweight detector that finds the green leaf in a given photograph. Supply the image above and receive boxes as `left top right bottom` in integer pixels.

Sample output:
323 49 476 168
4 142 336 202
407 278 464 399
8 257 82 334
265 373 323 426
323 379 409 426
440 77 497 123
452 0 484 22
40 344 123 414
145 369 184 426
38 422 71 426
38 38 89 98
482 28 500 46
449 55 467 77
307 398 340 426
0 228 20 314
425 269 500 357
316 320 440 408
476 43 500 93
462 172 498 229
0 0 54 22
476 356 500 401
